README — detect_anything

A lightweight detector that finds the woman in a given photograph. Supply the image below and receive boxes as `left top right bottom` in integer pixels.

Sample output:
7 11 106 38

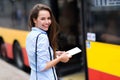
26 4 71 80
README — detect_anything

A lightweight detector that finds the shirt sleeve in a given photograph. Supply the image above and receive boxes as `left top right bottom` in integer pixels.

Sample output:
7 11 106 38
36 33 50 71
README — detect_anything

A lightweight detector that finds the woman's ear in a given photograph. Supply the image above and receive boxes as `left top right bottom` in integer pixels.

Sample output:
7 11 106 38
33 18 37 24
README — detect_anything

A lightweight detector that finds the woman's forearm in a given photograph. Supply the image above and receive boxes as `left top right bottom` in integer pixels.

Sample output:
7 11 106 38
42 57 61 71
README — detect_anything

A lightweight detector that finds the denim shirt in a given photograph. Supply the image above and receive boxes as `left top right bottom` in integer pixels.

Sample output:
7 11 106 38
26 27 57 80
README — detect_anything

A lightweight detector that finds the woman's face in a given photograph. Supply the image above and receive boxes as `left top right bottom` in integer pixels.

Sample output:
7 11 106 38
34 10 51 31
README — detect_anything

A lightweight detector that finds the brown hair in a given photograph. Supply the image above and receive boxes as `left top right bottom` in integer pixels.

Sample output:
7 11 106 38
28 4 59 58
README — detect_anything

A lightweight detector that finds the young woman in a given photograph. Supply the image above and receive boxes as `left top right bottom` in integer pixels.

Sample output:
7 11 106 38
26 4 72 80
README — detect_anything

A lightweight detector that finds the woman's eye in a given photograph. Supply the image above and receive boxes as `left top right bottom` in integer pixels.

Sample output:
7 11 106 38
40 17 51 20
48 17 51 20
41 17 45 20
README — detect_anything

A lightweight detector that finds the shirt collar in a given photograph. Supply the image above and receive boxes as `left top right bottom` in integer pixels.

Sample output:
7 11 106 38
32 27 46 34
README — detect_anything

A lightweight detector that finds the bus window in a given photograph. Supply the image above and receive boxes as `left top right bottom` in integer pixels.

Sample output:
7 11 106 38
0 0 13 28
0 0 51 30
86 1 120 45
57 0 81 50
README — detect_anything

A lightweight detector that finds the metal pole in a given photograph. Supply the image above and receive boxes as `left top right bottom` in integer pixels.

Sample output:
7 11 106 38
81 0 88 80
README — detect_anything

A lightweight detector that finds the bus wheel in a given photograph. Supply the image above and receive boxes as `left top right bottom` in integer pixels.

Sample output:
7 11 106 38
13 42 24 69
0 41 7 60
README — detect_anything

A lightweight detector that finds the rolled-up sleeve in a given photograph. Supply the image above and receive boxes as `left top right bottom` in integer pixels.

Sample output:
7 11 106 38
37 34 50 71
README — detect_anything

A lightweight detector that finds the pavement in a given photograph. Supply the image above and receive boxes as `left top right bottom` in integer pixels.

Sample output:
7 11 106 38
0 58 85 80
63 71 85 80
0 59 30 80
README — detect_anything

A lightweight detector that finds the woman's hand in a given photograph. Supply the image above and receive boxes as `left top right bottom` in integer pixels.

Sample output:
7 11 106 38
43 51 72 71
56 51 72 63
56 51 64 57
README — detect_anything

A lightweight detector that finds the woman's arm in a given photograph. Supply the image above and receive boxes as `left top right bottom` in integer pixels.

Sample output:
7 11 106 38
42 51 71 71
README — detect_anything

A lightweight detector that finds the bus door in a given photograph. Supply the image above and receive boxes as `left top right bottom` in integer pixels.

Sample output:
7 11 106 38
49 0 86 79
85 0 120 80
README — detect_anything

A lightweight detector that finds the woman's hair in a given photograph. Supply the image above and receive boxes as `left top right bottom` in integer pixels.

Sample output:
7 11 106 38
28 4 59 58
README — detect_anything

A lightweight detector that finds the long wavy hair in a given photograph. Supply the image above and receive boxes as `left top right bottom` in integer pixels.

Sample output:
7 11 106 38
28 4 59 58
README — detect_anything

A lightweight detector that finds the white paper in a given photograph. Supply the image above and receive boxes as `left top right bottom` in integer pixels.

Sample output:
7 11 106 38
66 47 82 57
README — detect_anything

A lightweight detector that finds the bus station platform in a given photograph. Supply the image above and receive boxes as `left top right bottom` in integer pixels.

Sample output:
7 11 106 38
0 58 85 80
0 59 30 80
62 71 85 80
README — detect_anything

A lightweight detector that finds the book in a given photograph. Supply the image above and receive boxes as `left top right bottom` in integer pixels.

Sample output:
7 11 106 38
66 47 82 57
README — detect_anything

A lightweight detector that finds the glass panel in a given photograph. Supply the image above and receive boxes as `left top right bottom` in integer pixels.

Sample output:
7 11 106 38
86 0 120 45
0 0 51 30
57 0 81 50
0 0 13 28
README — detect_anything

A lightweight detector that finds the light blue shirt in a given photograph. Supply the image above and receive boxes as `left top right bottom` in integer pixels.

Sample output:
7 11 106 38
26 27 57 80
